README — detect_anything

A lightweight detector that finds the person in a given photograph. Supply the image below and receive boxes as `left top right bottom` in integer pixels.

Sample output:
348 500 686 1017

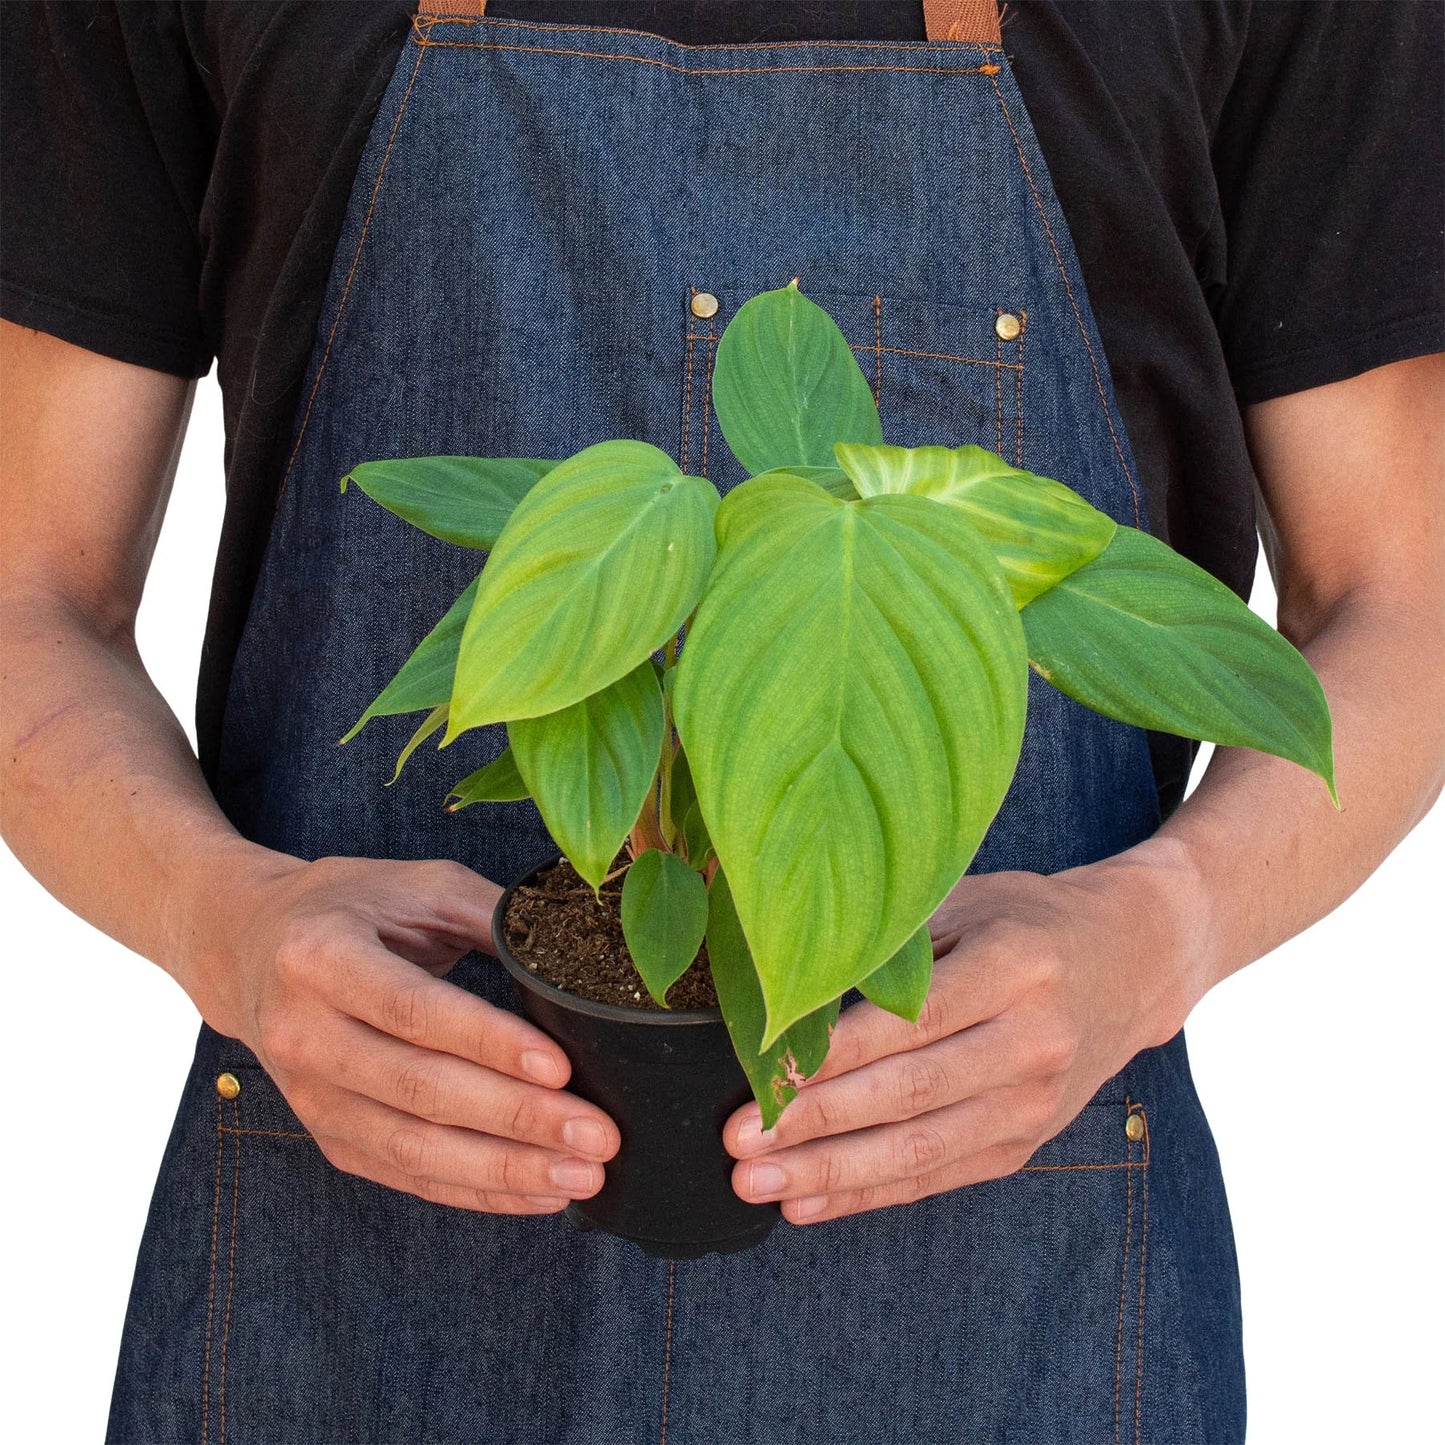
2 1 1441 1440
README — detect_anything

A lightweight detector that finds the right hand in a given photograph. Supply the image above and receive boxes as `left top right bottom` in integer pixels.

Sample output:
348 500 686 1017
179 850 620 1215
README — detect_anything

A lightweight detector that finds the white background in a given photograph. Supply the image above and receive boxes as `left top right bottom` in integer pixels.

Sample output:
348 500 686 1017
2 374 1440 1442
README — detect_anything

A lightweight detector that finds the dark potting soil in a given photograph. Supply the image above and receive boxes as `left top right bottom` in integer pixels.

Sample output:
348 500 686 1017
501 856 718 1011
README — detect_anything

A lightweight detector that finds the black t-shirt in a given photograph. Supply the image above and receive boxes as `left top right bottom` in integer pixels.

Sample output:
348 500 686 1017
3 1 1442 810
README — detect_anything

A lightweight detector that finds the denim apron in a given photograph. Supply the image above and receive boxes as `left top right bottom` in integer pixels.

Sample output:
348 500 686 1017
109 4 1246 1441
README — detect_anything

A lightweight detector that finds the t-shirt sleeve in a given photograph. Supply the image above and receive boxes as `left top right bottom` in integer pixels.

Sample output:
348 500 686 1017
1209 0 1444 405
0 2 214 378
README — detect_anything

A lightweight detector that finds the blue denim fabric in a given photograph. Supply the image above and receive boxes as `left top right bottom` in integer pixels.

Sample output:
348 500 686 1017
109 15 1244 1443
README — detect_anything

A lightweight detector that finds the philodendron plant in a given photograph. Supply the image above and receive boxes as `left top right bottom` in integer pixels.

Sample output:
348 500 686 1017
340 282 1335 1127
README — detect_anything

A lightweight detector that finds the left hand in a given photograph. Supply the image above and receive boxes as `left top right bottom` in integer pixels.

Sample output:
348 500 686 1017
723 851 1203 1224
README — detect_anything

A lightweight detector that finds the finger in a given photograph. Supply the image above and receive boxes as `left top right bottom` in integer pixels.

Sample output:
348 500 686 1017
320 1138 570 1215
808 945 1019 1085
780 1141 1028 1226
318 1089 607 1200
381 859 504 957
334 942 574 1087
325 1018 620 1160
732 1093 1020 1205
726 1019 1013 1156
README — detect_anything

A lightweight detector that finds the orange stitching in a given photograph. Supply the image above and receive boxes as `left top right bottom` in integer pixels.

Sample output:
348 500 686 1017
994 316 1004 455
660 1260 677 1444
1112 1097 1135 1445
1014 310 1026 466
847 341 1018 370
986 73 1141 525
413 36 1002 77
872 295 883 409
201 1095 222 1445
1019 1159 1146 1173
219 1099 241 1445
276 38 428 507
219 1126 311 1141
413 13 1004 54
682 293 699 472
1134 1108 1150 1444
700 320 718 480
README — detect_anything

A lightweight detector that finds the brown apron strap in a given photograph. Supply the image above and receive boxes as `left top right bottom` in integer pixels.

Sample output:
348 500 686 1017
416 0 1003 46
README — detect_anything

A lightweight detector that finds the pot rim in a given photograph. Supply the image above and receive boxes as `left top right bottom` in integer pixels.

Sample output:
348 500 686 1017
492 857 725 1026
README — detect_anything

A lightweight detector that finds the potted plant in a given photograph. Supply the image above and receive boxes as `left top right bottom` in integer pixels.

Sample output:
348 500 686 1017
339 283 1335 1258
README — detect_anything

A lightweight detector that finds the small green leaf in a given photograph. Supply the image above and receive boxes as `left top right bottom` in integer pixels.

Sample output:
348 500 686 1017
665 745 698 848
446 747 530 809
712 282 882 476
342 457 555 548
620 849 710 1007
508 661 666 891
1022 526 1337 800
386 704 448 786
681 801 714 871
749 464 859 500
448 440 718 735
339 575 479 744
857 926 933 1023
706 871 840 1130
673 472 1026 1047
834 442 1115 607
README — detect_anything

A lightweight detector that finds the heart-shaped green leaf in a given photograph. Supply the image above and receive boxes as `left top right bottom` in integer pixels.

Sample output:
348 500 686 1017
339 575 479 744
448 440 718 736
620 849 710 1007
1022 526 1336 799
749 464 859 500
857 926 933 1023
834 442 1115 607
445 747 530 809
707 870 841 1130
712 282 883 476
508 660 666 891
342 457 555 548
673 473 1027 1046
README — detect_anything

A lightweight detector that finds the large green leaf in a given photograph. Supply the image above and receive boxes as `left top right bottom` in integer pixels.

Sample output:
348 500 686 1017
339 575 478 744
445 747 530 809
447 440 718 736
673 473 1027 1046
834 442 1115 607
508 660 666 890
1022 526 1336 799
707 871 841 1130
342 457 554 548
620 849 709 1007
857 926 933 1024
712 282 883 476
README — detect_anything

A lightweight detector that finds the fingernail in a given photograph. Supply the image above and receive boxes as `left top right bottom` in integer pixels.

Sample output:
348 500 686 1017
733 1114 764 1155
562 1118 609 1156
525 1195 567 1210
551 1158 601 1194
746 1162 787 1199
521 1050 565 1086
791 1195 826 1221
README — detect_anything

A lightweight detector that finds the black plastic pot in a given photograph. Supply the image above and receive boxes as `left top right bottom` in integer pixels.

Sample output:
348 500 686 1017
493 861 779 1259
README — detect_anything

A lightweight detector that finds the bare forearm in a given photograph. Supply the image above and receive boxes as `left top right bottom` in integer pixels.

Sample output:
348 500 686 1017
1121 586 1445 1026
0 591 291 990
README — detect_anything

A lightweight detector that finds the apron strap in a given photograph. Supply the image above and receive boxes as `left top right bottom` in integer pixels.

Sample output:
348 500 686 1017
415 1 1003 47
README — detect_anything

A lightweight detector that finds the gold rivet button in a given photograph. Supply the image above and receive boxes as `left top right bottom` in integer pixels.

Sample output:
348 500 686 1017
1125 1112 1145 1143
216 1072 241 1100
995 312 1022 341
691 291 719 319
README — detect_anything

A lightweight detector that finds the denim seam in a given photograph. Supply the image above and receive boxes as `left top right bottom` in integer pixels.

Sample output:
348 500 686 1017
994 318 1004 455
219 1098 242 1445
872 295 884 409
412 32 1003 78
682 291 701 472
660 1259 678 1444
277 37 430 508
220 1126 311 1141
851 341 1018 370
1112 1095 1136 1445
413 13 1005 58
1134 1107 1151 1445
201 1095 224 1445
1013 310 1027 466
701 321 719 480
985 72 1142 526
